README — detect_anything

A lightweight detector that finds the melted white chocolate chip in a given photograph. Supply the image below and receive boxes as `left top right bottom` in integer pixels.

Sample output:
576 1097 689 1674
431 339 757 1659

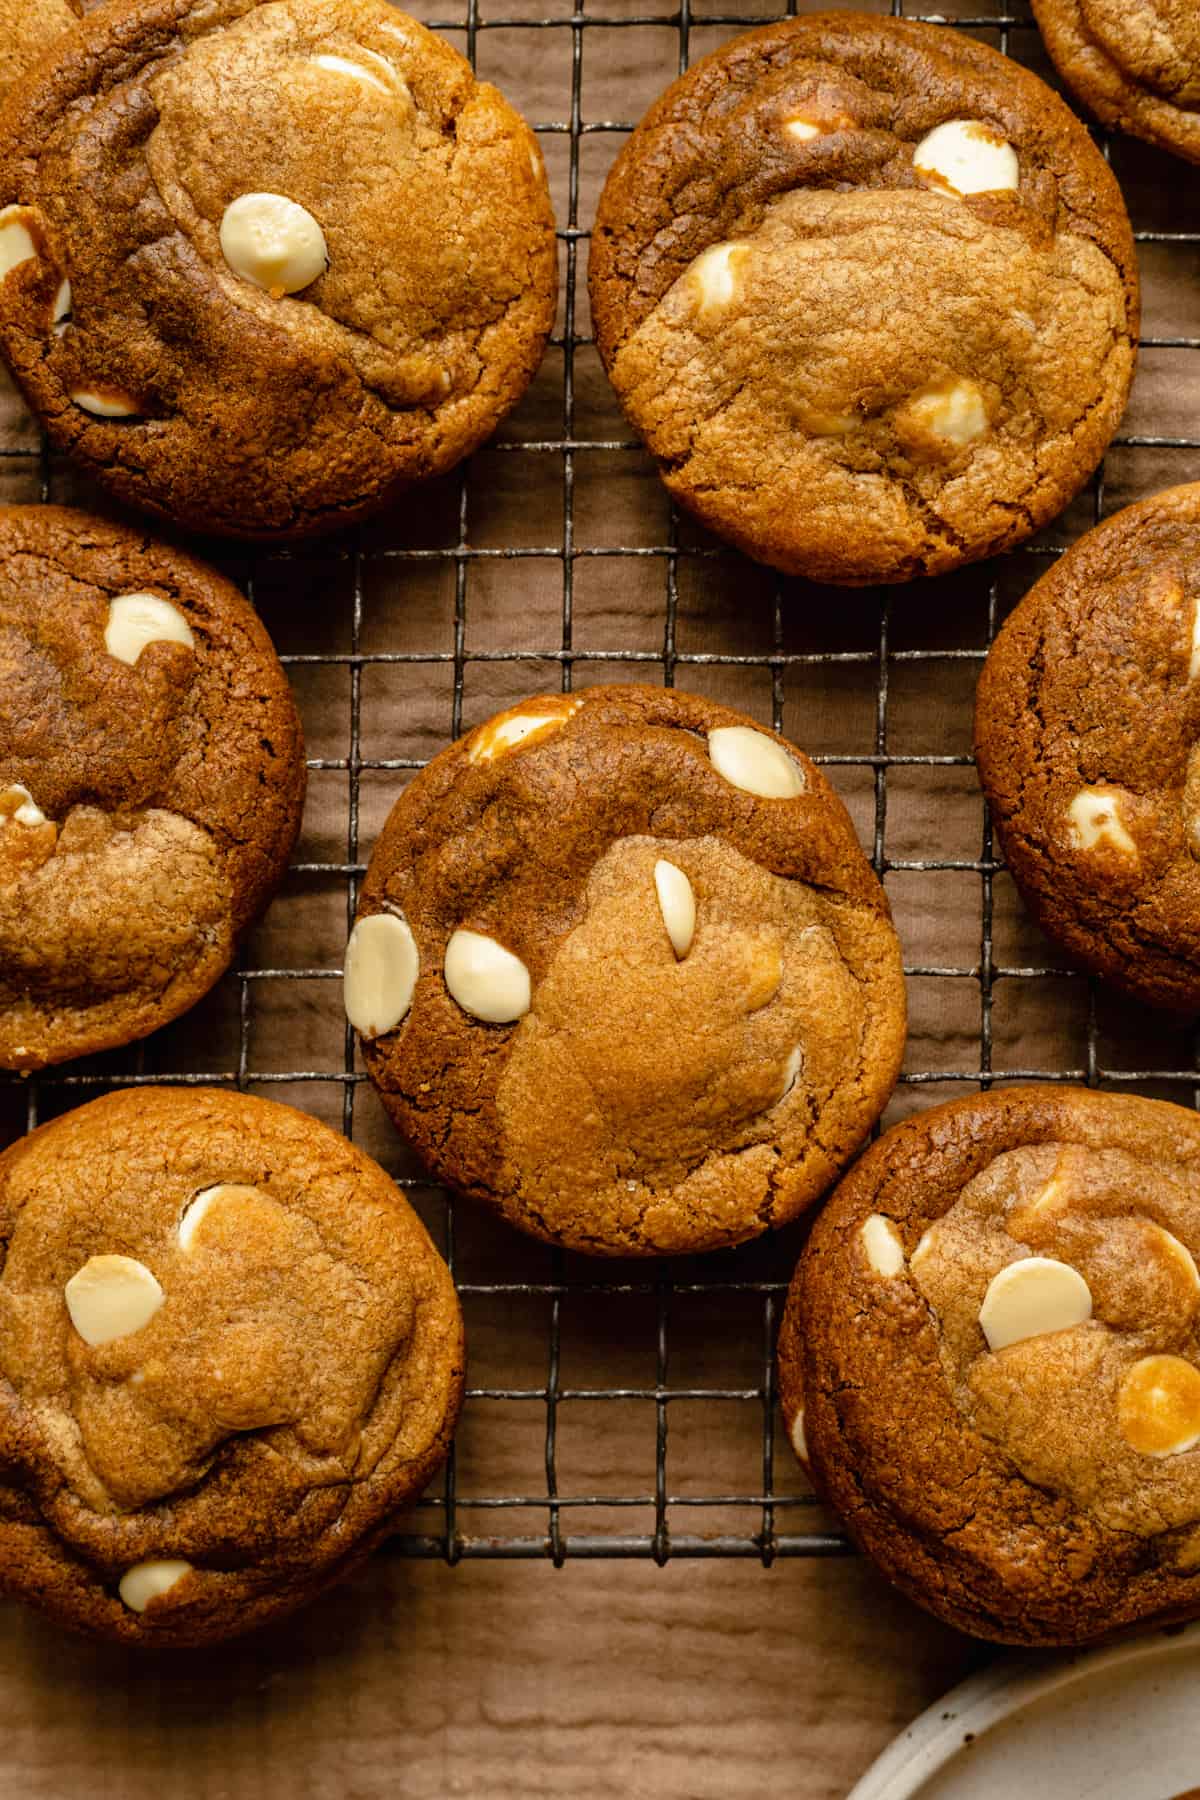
308 51 402 98
689 243 749 317
790 1408 809 1465
708 726 805 799
65 1255 164 1347
104 594 195 667
860 1213 905 1277
344 912 420 1039
1119 1355 1200 1457
914 120 1019 196
52 279 71 334
444 929 531 1023
979 1255 1092 1352
0 783 45 828
902 377 990 447
467 700 581 763
220 192 327 295
119 1560 192 1614
653 859 696 960
71 389 140 419
1066 788 1138 858
0 205 37 279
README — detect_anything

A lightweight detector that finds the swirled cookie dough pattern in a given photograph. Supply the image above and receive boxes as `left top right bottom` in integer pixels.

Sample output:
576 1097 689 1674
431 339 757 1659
0 1088 464 1646
778 1088 1200 1647
0 0 556 539
590 15 1138 585
0 505 305 1069
975 483 1200 1012
1033 0 1200 164
350 684 906 1257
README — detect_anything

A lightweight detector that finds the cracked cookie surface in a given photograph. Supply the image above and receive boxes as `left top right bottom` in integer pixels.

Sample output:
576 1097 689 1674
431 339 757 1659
0 1087 464 1646
975 483 1200 1012
1033 0 1200 165
0 504 305 1069
779 1086 1200 1646
589 14 1138 586
0 0 556 540
352 684 906 1257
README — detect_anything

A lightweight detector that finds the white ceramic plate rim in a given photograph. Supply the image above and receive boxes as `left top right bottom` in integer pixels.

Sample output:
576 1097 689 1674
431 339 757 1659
847 1623 1200 1800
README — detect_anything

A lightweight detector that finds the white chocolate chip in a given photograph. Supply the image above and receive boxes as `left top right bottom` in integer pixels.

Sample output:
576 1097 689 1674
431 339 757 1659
910 1226 936 1269
178 1184 262 1254
0 783 45 828
1146 1224 1200 1297
653 859 695 959
708 726 805 799
903 378 989 446
785 118 821 141
861 1213 906 1277
1066 788 1138 858
344 912 419 1039
0 205 37 279
979 1255 1092 1352
71 389 140 419
65 1255 164 1347
775 1044 804 1104
689 243 748 316
118 1560 192 1614
914 120 1019 196
444 929 531 1024
308 52 395 96
1119 1355 1200 1457
220 193 328 296
104 594 195 667
467 700 581 763
52 279 71 334
790 1408 809 1465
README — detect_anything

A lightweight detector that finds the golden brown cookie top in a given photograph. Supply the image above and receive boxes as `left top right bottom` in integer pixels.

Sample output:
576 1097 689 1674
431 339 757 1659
779 1087 1200 1646
0 504 305 1069
590 14 1138 585
1033 0 1200 164
0 0 556 539
0 1087 464 1646
350 684 906 1256
0 0 80 103
975 483 1200 1013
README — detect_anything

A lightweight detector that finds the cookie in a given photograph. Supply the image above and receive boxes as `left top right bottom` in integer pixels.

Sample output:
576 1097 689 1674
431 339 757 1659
0 0 79 105
0 1087 464 1646
975 483 1200 1013
590 14 1138 587
0 0 556 540
779 1086 1200 1646
1032 0 1200 166
348 685 906 1257
0 504 305 1070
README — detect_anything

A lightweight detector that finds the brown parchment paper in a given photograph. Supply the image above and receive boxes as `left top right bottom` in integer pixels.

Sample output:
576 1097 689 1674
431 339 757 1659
1 0 1198 1792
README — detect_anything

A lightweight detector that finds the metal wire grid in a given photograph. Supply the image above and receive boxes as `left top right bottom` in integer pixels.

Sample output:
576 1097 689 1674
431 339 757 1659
1 0 1197 1567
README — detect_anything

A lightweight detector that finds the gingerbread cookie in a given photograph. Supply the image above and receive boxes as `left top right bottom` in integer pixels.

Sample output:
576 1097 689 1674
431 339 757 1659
0 0 556 539
0 505 305 1069
0 0 79 105
590 14 1138 586
1033 0 1200 166
0 1087 464 1646
347 685 906 1257
780 1086 1200 1646
975 483 1200 1012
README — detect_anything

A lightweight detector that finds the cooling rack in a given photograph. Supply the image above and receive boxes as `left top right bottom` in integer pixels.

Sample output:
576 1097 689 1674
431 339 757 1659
1 0 1198 1569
